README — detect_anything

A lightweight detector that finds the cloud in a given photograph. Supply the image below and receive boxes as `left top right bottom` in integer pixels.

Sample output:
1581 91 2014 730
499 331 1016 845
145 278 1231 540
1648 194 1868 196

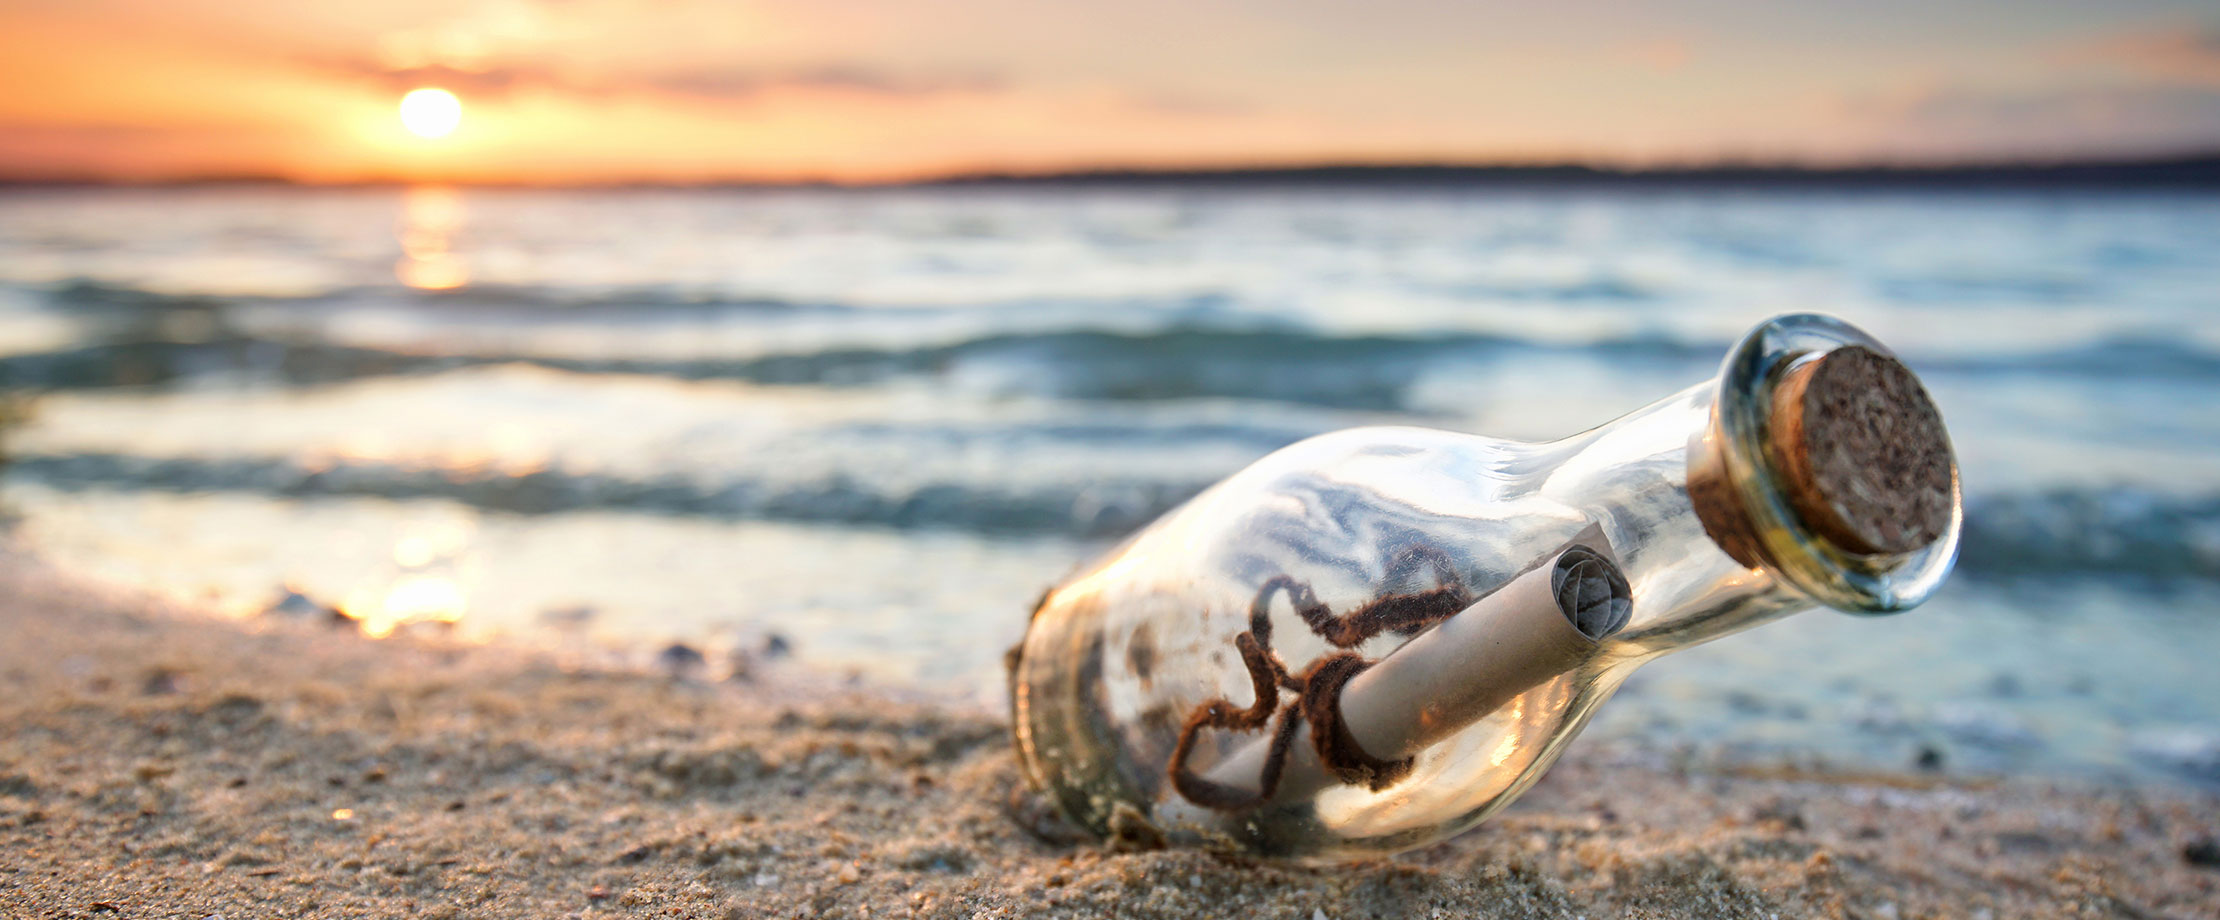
1818 19 2220 159
353 63 528 96
1122 90 1255 118
1619 37 1692 74
0 120 299 178
0 120 292 146
2063 21 2220 86
1840 83 2220 158
310 51 1005 105
641 66 1005 101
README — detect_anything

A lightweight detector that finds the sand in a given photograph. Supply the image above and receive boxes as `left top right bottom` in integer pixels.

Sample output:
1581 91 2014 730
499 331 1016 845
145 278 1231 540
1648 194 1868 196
3 556 2216 920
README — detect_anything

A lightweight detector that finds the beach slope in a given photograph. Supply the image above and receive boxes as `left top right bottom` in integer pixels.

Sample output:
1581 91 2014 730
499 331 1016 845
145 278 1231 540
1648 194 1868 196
2 559 2214 919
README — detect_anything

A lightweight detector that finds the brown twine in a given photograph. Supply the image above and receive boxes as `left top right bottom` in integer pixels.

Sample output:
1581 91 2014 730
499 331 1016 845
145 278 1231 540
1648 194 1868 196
1299 653 1416 791
1165 544 1463 811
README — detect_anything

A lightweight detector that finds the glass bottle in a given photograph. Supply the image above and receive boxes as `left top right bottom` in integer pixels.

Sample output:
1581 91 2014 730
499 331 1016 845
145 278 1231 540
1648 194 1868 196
1009 313 1961 857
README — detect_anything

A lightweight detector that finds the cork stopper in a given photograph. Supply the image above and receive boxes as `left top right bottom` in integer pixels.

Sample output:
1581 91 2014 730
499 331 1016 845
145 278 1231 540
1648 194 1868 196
1767 346 1954 556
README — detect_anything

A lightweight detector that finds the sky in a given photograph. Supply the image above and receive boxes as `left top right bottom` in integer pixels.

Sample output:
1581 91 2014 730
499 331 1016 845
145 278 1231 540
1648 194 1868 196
2 0 2218 183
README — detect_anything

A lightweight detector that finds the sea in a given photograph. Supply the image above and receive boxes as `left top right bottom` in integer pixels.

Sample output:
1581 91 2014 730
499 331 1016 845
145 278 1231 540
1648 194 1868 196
1 183 2215 785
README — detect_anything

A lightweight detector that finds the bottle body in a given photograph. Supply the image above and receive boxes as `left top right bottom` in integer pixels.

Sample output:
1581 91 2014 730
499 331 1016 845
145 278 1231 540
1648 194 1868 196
1009 314 1960 857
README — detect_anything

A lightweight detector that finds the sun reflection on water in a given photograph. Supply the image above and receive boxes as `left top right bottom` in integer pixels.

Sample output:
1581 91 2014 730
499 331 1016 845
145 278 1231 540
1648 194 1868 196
330 520 480 638
344 574 468 638
397 186 468 290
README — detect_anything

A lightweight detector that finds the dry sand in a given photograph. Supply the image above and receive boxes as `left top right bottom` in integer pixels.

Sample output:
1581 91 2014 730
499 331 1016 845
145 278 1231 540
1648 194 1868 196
3 556 2216 920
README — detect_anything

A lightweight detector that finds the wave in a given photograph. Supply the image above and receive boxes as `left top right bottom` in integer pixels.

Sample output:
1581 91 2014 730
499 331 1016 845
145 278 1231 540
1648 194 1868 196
0 450 1211 538
0 338 461 391
37 275 1661 314
12 277 2220 406
1873 275 2095 305
31 278 1259 326
1936 338 2220 379
1959 488 2220 581
1431 277 1660 303
0 326 1719 409
10 322 2219 409
8 450 2217 578
35 277 860 316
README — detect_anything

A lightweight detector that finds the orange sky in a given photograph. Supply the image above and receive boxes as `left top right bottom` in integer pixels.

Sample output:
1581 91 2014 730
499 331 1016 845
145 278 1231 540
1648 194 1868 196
3 0 2218 183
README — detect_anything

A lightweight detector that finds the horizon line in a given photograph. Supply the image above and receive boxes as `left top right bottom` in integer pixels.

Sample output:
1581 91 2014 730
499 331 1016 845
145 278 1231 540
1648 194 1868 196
4 150 2219 190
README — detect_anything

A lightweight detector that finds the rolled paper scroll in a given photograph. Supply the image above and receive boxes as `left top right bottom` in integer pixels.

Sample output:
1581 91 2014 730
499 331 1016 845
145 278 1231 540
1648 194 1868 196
1196 540 1633 803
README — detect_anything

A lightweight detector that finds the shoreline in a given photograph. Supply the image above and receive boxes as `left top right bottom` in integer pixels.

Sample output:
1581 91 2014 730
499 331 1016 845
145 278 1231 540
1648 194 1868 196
3 556 2216 918
6 151 2220 191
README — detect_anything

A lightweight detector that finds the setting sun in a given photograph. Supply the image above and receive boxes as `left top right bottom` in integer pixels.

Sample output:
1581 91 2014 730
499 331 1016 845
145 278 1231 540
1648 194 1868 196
398 87 461 139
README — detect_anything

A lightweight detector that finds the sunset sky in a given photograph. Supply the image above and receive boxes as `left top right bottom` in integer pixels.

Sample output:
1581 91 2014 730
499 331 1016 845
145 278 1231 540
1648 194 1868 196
3 0 2218 183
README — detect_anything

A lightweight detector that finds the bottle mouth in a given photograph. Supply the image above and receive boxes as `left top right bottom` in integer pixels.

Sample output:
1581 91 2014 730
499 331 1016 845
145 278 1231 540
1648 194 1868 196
1688 314 1962 614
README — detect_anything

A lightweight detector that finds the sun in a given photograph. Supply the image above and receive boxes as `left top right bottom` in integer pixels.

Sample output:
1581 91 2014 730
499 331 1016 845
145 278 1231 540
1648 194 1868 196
399 88 462 139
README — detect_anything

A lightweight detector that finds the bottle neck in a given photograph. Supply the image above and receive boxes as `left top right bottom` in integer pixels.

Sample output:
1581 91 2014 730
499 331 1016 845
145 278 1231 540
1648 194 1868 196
1540 315 1962 660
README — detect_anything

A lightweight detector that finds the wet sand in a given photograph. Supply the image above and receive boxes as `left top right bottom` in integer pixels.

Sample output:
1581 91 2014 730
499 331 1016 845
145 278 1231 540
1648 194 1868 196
3 556 2216 919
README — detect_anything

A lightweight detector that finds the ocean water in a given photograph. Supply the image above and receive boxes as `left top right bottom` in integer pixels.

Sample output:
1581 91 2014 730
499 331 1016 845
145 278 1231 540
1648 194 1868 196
2 184 2216 784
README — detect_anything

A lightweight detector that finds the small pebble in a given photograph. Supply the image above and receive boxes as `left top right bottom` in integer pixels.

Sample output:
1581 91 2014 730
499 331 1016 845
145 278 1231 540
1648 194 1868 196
141 668 184 695
2184 835 2220 869
264 587 329 618
1752 796 1807 831
540 605 595 627
657 643 707 679
837 864 862 884
1104 802 1165 852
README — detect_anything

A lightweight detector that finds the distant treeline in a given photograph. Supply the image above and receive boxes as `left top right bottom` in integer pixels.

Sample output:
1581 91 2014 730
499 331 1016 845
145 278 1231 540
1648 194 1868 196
923 154 2220 190
7 152 2220 190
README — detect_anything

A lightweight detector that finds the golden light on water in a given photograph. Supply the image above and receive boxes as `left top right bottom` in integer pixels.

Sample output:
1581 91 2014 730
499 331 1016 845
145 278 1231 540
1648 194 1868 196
397 185 468 290
398 87 462 139
343 574 467 638
393 535 439 568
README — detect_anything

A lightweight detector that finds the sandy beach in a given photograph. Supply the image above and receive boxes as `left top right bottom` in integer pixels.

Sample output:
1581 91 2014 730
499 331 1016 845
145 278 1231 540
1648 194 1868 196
7 0 2220 915
2 556 2215 920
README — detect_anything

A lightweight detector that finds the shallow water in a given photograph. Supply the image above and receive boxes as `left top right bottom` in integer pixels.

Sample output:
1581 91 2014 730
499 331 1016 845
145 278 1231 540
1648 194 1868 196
2 185 2216 784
